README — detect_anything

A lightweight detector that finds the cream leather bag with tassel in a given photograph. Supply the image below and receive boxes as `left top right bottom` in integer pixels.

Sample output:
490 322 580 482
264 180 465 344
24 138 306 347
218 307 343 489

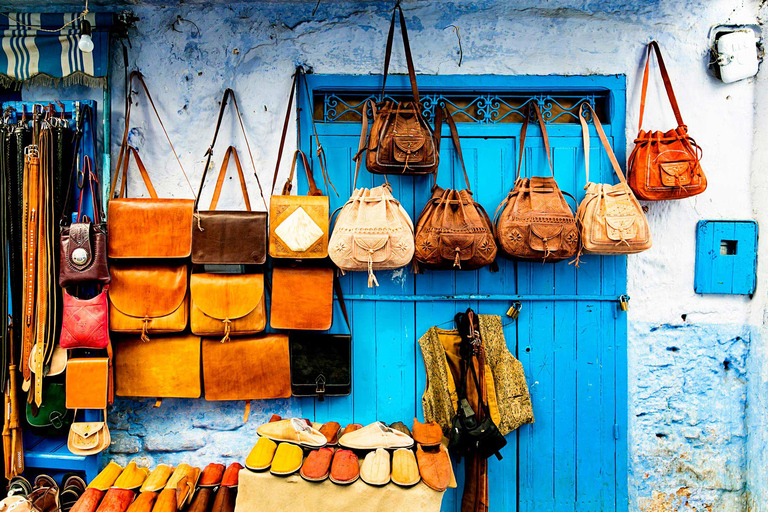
329 148 415 287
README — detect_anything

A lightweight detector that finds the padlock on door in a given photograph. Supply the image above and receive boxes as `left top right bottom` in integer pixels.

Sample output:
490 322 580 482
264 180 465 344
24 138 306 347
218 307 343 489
506 301 522 319
618 295 630 312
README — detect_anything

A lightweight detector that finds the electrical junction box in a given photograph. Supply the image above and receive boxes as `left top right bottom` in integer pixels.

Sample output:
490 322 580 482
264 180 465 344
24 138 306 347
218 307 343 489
717 30 760 83
694 220 758 295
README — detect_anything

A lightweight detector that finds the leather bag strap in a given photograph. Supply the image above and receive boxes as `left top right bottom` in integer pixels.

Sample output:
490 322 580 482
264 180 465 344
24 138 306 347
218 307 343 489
333 275 351 334
282 150 321 196
122 147 159 199
208 146 252 211
196 88 267 211
442 108 472 191
381 3 420 104
639 41 685 130
299 68 335 196
516 102 554 180
272 70 298 195
579 102 627 185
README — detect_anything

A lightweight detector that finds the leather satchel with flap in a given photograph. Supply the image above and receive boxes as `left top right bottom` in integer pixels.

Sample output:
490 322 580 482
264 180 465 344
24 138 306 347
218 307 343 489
108 71 195 259
270 265 334 331
26 381 73 437
114 334 201 399
190 273 266 341
192 89 268 265
66 357 109 410
109 262 189 342
68 410 110 456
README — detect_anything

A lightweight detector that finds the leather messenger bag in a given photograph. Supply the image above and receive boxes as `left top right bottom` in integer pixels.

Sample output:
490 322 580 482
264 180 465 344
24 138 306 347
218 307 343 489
192 89 268 265
190 273 266 342
270 264 334 331
108 71 195 259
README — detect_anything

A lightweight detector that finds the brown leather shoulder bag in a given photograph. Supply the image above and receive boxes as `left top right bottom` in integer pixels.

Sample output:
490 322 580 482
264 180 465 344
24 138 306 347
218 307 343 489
192 88 268 265
107 71 195 259
628 41 706 201
362 4 440 176
495 103 579 262
413 111 497 271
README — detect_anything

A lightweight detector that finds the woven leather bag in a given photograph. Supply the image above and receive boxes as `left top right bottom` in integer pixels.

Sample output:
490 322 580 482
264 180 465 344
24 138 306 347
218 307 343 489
495 103 578 262
362 4 440 176
329 158 415 287
575 104 652 258
190 273 266 342
108 262 189 342
414 111 497 271
108 71 195 259
60 287 109 349
192 89 269 265
628 41 706 201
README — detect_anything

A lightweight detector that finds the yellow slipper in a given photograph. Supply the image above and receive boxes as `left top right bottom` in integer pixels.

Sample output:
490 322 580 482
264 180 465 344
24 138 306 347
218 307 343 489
391 449 420 487
246 437 278 472
270 443 304 476
114 461 150 490
140 464 175 492
87 462 124 491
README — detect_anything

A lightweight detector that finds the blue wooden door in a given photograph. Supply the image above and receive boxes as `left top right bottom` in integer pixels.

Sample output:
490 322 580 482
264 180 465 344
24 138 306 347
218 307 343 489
297 75 628 512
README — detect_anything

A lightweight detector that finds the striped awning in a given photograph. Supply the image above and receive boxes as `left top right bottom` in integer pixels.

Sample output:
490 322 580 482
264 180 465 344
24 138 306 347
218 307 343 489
0 12 115 88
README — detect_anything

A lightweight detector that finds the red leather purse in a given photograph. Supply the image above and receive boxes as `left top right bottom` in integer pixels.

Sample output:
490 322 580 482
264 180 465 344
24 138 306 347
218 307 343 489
60 286 110 349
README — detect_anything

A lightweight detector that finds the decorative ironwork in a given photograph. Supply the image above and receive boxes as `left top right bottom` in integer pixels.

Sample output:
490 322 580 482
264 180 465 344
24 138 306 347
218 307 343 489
319 92 604 124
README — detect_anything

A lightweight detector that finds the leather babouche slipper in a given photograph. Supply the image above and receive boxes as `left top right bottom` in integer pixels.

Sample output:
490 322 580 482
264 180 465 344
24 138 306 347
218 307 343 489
338 421 413 450
148 488 176 512
270 443 304 477
412 418 443 448
338 423 362 438
139 465 174 493
256 418 326 449
114 462 150 490
416 444 452 492
70 488 105 512
329 449 359 486
246 437 278 472
300 447 334 482
93 488 134 512
391 448 420 488
186 487 213 512
220 463 243 488
360 448 391 487
268 414 282 423
198 463 226 487
88 462 125 491
164 464 200 510
210 485 236 512
389 422 412 438
318 422 341 446
124 491 157 512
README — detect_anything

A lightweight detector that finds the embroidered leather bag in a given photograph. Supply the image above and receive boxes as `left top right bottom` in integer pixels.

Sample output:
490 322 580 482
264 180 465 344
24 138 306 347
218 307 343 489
68 409 110 456
495 103 578 262
60 287 109 349
575 103 652 258
362 4 440 176
190 273 266 342
414 111 497 271
192 89 269 265
108 71 195 259
627 41 706 201
108 262 189 342
329 158 415 287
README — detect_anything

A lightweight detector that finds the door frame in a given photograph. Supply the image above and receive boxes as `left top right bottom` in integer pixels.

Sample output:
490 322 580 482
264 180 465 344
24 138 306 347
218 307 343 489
297 73 628 512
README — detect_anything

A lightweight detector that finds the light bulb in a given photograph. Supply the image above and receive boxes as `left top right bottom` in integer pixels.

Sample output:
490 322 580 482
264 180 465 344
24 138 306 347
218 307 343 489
78 19 93 53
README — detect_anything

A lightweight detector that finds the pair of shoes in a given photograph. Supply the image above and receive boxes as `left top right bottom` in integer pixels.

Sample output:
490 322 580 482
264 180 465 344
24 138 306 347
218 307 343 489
417 444 452 492
60 474 87 512
358 448 421 487
339 422 414 450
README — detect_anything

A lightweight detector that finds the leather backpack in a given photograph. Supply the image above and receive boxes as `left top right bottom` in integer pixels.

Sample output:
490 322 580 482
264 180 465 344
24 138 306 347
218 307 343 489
628 41 706 201
575 103 652 260
413 111 497 271
495 103 578 262
361 4 440 176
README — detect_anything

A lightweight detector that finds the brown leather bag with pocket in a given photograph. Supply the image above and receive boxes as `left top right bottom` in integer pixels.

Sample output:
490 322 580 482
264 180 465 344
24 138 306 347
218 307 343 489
362 4 440 176
627 41 706 201
192 89 269 265
495 103 579 262
270 265 334 331
190 273 266 342
108 71 195 259
108 263 189 342
414 110 497 271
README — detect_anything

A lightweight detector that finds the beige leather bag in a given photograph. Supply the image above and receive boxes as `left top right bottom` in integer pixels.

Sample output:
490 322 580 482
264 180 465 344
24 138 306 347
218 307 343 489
68 410 110 456
574 103 651 262
328 159 414 287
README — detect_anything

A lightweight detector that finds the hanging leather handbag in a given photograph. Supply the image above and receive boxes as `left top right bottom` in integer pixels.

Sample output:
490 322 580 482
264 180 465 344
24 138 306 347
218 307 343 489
66 357 109 410
269 70 330 259
25 381 73 437
192 89 268 265
414 111 498 271
108 262 189 342
60 287 110 349
329 156 415 287
270 264 334 330
575 103 652 259
627 41 706 201
68 409 110 456
363 5 440 175
108 72 195 259
495 103 579 262
289 281 351 400
113 334 201 399
190 273 266 342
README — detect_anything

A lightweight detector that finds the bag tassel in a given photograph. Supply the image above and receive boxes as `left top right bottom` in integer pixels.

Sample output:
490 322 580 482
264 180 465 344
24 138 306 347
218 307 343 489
367 251 379 288
243 400 251 423
194 212 204 232
141 318 150 343
453 247 462 269
221 319 231 343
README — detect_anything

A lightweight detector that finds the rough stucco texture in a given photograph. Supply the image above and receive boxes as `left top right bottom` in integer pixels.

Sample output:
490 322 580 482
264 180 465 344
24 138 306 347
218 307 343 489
20 1 765 511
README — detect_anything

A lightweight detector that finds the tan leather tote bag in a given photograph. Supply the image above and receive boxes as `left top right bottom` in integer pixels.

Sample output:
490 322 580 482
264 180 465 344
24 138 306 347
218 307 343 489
575 103 652 262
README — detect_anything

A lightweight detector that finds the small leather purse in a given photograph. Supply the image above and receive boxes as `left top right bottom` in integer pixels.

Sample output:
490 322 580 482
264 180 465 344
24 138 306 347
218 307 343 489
190 273 266 342
270 264 334 331
68 409 110 456
191 89 269 265
66 358 109 410
60 287 109 350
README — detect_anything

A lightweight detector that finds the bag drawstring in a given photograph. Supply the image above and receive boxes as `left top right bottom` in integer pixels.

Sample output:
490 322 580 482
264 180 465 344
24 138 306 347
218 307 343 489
221 319 231 343
453 247 461 269
194 212 204 232
141 317 150 343
367 250 379 288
